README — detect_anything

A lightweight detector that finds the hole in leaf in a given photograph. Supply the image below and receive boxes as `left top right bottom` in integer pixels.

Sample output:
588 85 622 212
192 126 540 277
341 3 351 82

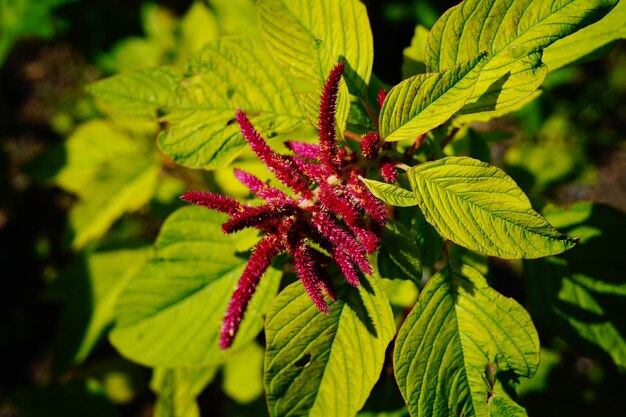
294 354 311 368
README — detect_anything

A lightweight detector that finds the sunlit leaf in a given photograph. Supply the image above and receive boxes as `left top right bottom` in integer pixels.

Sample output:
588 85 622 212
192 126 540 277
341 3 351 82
265 272 394 417
258 0 373 98
179 1 219 55
90 37 306 170
68 156 160 249
394 263 539 417
110 206 281 367
407 157 576 258
360 177 417 207
543 0 626 71
380 53 486 141
211 0 261 38
26 120 161 248
425 0 618 121
223 342 264 404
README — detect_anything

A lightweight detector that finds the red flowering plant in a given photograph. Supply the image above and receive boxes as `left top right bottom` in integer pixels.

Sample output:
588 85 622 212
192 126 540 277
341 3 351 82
86 0 625 415
181 63 388 348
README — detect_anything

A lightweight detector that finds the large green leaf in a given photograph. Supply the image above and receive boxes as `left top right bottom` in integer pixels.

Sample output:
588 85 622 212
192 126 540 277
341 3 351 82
407 156 576 259
394 263 539 417
24 120 144 196
151 367 218 417
90 37 306 169
258 0 373 98
68 155 160 249
52 247 151 373
380 53 486 141
543 0 626 71
25 120 161 248
360 177 417 207
525 202 626 367
223 341 265 404
425 0 618 122
264 272 395 417
110 206 281 367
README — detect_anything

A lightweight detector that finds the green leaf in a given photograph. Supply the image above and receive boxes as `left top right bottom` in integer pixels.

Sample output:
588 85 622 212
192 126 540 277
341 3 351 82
360 177 417 207
68 155 160 249
110 206 281 367
258 0 374 98
394 263 539 417
378 220 422 283
53 246 151 373
543 1 626 71
25 120 161 249
179 1 219 56
525 202 626 367
223 341 264 404
407 156 576 259
264 272 395 417
24 120 142 195
90 37 306 170
402 25 429 79
425 0 618 121
151 367 218 417
380 53 487 141
211 0 261 38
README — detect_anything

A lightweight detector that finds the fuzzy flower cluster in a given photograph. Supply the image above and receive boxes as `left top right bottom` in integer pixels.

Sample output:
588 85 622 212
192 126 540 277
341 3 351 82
182 63 387 349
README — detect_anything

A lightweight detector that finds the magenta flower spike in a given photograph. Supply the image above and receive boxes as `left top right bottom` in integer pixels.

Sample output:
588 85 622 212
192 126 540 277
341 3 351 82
380 160 398 183
361 133 381 159
181 191 242 215
318 62 345 174
233 169 290 203
290 239 328 313
220 233 283 349
183 62 388 349
235 110 312 198
286 141 321 160
377 88 387 108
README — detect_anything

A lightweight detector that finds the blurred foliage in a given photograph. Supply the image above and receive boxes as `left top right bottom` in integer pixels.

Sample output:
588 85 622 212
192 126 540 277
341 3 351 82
0 1 625 417
0 0 74 65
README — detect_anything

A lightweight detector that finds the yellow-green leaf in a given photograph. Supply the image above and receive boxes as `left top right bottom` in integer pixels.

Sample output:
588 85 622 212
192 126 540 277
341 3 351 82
359 177 417 207
264 272 394 417
110 207 281 367
380 53 486 141
90 37 306 170
223 342 264 404
543 0 626 71
258 0 373 98
407 157 576 258
425 0 618 121
394 263 540 417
